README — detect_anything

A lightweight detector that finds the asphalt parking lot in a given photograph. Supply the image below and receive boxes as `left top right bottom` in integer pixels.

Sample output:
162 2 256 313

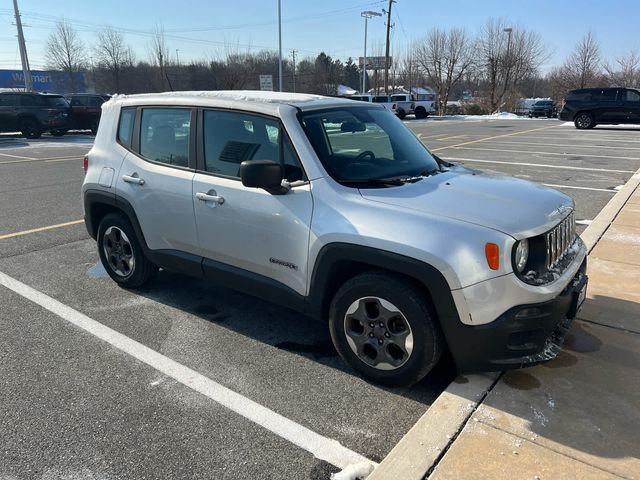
1 119 639 479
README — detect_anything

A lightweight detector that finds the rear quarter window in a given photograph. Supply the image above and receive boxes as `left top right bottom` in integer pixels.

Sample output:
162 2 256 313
117 108 136 149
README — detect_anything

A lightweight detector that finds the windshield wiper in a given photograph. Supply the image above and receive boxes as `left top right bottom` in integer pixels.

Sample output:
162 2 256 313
338 169 440 187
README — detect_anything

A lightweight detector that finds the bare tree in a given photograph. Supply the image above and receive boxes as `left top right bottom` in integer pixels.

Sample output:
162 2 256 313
548 31 602 99
604 51 640 87
94 27 131 92
414 27 474 115
568 31 601 89
477 18 548 112
45 19 87 91
149 23 170 90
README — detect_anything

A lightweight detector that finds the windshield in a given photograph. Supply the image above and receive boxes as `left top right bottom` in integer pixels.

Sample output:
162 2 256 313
46 96 70 108
534 101 552 106
300 106 439 185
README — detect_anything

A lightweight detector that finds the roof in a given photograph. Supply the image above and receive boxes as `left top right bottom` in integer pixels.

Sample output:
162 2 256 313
110 90 356 113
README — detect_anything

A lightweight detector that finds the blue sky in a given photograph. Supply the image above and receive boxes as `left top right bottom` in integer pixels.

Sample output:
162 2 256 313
1 0 639 72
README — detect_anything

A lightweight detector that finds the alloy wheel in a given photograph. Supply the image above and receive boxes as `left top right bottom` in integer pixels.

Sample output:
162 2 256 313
103 226 135 277
343 297 414 370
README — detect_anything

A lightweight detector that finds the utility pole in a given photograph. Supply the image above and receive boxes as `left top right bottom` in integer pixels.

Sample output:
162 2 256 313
277 0 283 92
291 49 297 93
176 49 180 66
383 0 394 94
12 0 32 91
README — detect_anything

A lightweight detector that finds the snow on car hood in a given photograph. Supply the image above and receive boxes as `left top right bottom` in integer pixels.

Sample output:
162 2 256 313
359 165 574 237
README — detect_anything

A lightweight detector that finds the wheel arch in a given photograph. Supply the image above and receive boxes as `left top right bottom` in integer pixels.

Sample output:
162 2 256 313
84 189 149 252
306 243 461 330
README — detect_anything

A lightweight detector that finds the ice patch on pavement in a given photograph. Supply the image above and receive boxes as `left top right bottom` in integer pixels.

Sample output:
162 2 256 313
331 462 375 480
86 261 108 278
530 406 548 427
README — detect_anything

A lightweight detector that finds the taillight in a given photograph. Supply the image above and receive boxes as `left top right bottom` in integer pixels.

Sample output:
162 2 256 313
83 155 88 173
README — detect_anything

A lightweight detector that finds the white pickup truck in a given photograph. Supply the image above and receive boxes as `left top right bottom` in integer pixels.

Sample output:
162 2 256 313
344 95 413 119
390 94 436 119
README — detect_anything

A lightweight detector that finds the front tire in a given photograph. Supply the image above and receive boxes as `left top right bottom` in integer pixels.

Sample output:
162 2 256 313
328 272 444 387
574 112 595 129
97 213 158 288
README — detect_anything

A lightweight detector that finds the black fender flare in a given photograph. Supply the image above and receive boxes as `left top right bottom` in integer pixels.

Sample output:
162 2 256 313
305 242 460 323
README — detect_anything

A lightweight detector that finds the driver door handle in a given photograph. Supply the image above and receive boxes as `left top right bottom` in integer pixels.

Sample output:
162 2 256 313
196 192 225 205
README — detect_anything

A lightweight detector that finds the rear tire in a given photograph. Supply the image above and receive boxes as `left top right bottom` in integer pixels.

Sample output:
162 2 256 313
396 109 406 120
20 119 42 139
574 112 595 129
97 213 158 288
90 121 99 135
415 107 428 119
328 271 444 387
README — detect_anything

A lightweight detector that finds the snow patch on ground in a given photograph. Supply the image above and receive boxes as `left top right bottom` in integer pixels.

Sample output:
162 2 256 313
406 112 547 123
331 462 375 480
613 185 624 191
607 231 640 243
576 219 593 225
86 262 108 279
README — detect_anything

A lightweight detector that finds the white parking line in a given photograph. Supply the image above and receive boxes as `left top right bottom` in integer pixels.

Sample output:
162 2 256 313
0 270 375 472
0 152 35 160
482 140 640 152
542 183 617 193
0 156 82 165
440 156 635 174
525 134 640 144
450 146 639 160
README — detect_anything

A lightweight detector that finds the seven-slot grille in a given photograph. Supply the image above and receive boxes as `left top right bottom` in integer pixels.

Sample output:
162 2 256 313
545 211 576 270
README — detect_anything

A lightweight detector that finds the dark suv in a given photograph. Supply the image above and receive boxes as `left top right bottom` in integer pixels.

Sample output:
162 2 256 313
559 87 640 129
0 91 70 138
65 93 110 135
528 100 556 118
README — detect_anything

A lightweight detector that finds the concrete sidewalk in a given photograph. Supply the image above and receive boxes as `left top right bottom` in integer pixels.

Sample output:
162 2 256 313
426 183 640 479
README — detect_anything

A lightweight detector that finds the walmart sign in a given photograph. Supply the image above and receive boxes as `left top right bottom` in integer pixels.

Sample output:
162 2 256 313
0 69 87 93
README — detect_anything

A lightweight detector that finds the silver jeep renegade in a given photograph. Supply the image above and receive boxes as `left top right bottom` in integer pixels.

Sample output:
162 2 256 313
82 91 588 386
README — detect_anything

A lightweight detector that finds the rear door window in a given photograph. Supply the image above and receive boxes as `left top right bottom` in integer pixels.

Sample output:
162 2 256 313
139 108 191 167
597 90 618 102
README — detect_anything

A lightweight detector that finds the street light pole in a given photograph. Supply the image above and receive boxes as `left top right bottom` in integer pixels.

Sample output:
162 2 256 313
501 27 513 112
361 10 381 94
278 0 283 92
175 49 180 65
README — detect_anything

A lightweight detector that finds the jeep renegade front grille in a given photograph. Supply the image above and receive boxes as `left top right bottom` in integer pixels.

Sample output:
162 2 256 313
545 212 576 270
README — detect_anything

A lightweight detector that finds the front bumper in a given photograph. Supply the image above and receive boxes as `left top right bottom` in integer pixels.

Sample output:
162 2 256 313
443 258 587 373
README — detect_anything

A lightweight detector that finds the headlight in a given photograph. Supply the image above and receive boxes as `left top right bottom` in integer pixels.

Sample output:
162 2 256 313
514 239 529 273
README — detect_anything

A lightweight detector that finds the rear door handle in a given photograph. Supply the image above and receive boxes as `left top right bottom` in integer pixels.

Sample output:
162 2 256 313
196 191 225 205
122 174 145 185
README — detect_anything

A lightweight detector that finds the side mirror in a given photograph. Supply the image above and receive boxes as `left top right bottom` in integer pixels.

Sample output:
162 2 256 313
240 160 285 194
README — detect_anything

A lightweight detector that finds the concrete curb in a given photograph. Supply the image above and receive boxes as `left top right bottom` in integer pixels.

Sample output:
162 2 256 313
367 167 640 480
580 167 640 253
366 373 498 480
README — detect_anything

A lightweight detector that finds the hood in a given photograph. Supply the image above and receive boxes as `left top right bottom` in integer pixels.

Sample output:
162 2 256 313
359 165 574 237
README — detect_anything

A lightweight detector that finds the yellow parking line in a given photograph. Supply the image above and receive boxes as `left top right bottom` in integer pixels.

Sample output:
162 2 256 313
0 156 81 165
432 125 559 152
0 219 84 240
434 135 467 142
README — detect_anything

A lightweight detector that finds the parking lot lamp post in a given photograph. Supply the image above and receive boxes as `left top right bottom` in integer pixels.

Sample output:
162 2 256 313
361 10 382 94
501 27 513 112
278 0 283 92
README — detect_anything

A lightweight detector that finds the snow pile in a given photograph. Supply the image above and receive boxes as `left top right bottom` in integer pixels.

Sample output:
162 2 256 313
331 462 376 480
